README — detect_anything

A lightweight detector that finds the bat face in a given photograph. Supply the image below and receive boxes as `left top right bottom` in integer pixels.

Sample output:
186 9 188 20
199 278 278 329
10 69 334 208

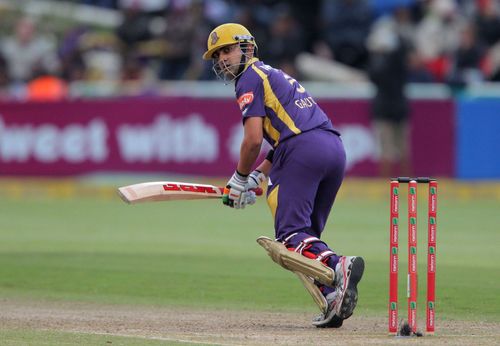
118 182 224 204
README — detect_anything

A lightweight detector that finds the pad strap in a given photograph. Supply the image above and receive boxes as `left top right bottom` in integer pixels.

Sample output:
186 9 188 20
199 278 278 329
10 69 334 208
284 234 335 265
257 236 335 288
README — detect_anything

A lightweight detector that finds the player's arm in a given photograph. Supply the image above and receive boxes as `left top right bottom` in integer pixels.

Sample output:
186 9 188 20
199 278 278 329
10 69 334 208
223 116 263 209
246 146 273 191
224 74 265 209
254 151 273 176
237 116 263 175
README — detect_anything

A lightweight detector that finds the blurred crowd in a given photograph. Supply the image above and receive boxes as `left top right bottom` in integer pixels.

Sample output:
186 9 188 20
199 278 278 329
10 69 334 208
1 0 500 100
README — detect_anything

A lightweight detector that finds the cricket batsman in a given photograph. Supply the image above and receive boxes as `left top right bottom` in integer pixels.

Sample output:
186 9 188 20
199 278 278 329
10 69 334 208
203 23 364 328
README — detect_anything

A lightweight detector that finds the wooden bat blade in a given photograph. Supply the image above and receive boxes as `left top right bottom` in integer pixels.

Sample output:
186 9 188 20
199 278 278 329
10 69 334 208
118 181 264 204
118 181 224 204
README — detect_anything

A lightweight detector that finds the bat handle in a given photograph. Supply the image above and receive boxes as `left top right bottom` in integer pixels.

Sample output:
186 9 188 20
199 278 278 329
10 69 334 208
218 186 264 196
252 187 264 196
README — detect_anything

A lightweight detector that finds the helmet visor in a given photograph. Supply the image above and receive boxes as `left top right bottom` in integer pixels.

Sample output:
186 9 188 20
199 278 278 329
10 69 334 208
211 42 255 83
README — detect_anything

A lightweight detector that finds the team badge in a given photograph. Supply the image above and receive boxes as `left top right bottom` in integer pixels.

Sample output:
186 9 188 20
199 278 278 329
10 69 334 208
237 92 254 110
211 31 219 45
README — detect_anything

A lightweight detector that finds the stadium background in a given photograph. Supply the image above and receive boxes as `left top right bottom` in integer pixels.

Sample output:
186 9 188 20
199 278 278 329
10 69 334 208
1 1 499 345
1 0 499 179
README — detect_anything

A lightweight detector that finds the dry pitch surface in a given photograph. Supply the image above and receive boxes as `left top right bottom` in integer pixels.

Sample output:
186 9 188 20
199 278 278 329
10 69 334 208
1 300 499 345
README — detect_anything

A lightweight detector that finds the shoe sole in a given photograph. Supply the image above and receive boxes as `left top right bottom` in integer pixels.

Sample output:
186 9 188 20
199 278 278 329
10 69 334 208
315 314 343 329
337 257 365 320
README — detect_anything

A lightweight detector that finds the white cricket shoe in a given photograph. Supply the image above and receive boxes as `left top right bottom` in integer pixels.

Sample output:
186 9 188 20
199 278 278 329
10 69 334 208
333 256 365 320
312 291 343 328
312 256 364 328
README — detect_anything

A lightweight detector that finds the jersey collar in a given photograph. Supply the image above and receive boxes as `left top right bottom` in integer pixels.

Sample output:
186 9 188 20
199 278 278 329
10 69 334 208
235 57 259 86
242 57 259 73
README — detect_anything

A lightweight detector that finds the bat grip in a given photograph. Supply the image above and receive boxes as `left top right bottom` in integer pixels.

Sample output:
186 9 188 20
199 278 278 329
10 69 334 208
252 187 264 196
218 186 264 196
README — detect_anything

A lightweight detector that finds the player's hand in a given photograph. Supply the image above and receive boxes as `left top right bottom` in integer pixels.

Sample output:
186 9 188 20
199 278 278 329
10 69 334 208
246 170 267 190
244 190 257 206
223 171 253 209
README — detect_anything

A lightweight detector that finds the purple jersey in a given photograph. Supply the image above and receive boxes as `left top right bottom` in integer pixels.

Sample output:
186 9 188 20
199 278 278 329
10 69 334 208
235 59 339 147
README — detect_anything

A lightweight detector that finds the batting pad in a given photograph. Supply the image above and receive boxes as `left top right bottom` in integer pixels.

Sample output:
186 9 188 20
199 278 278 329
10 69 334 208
257 236 332 312
257 236 335 287
294 271 328 313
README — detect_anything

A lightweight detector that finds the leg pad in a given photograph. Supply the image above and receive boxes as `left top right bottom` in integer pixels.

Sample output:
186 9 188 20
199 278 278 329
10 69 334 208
257 236 335 287
294 272 328 313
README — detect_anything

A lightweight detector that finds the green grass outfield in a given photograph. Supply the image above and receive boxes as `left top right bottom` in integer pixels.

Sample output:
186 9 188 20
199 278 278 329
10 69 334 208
0 178 499 343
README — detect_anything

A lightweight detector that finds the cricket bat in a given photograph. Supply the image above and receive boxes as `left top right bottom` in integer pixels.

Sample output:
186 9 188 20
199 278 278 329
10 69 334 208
118 181 263 204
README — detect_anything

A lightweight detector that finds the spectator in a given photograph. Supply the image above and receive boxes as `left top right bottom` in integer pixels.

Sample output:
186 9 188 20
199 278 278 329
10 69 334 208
0 52 9 87
371 0 418 17
262 5 305 77
184 1 216 80
447 23 486 87
1 0 500 90
80 30 123 82
393 6 417 45
414 0 466 81
286 1 321 53
118 0 168 13
387 6 435 83
158 2 202 80
367 15 410 177
121 53 147 81
58 26 88 82
234 4 269 58
116 7 153 49
319 0 373 70
26 73 68 101
407 49 436 83
475 0 500 46
0 17 60 83
486 42 500 81
81 0 117 8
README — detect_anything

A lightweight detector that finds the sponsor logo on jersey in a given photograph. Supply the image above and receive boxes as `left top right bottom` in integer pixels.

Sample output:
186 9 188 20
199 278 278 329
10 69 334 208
237 92 254 110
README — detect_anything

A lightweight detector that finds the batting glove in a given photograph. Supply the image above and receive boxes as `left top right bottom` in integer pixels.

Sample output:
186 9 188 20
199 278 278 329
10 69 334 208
223 171 253 209
246 170 267 190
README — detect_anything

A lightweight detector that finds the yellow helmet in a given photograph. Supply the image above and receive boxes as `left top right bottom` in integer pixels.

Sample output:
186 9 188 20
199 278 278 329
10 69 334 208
202 23 257 60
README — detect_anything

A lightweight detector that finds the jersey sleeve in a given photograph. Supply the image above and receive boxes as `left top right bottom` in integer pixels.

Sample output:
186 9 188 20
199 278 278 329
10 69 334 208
235 71 265 120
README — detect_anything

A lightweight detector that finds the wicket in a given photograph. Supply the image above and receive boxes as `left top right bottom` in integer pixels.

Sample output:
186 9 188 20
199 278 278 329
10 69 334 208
388 177 438 336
